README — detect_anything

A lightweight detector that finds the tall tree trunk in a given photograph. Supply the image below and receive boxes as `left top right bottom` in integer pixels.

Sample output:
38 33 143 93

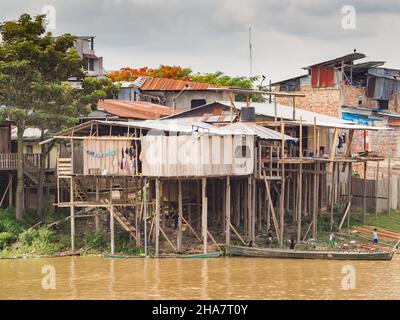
36 130 46 218
15 124 25 220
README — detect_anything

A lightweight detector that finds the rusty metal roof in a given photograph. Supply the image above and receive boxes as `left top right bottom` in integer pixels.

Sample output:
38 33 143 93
303 52 366 69
130 76 226 91
97 100 175 120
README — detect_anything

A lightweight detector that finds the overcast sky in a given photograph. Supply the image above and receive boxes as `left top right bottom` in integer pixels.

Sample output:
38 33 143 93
1 0 399 83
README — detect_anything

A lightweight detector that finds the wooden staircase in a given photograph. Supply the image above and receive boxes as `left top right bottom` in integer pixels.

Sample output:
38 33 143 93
73 180 87 201
103 199 137 240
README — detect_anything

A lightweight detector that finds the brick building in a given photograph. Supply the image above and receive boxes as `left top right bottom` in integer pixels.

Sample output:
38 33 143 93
273 52 400 159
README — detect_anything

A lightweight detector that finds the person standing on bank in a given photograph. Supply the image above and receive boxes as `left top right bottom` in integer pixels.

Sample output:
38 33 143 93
267 228 273 248
373 228 379 245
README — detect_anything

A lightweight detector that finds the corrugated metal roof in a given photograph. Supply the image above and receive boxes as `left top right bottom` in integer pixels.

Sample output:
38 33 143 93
128 76 226 91
220 101 389 131
303 52 366 69
202 114 237 123
223 122 296 141
219 101 352 124
94 120 295 140
98 100 174 120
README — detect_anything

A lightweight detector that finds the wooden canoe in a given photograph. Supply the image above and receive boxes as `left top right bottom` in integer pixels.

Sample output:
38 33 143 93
225 245 394 261
179 252 222 259
103 254 145 260
157 252 222 259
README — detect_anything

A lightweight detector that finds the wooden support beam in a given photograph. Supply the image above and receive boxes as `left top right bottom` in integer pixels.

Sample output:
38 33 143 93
363 161 367 224
280 119 285 248
0 178 11 207
95 177 100 232
328 128 339 173
263 174 281 244
207 230 223 253
297 163 303 243
160 226 177 252
388 156 391 216
70 177 75 253
143 178 148 257
110 206 115 255
347 163 353 232
202 177 208 254
225 176 231 246
375 161 380 218
346 129 355 158
229 222 247 246
155 178 161 257
330 162 336 231
181 216 202 242
177 180 183 252
312 164 317 239
8 172 13 206
339 201 352 231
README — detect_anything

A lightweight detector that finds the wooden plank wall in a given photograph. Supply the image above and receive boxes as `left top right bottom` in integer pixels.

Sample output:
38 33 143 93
83 139 134 176
352 176 400 211
141 135 254 177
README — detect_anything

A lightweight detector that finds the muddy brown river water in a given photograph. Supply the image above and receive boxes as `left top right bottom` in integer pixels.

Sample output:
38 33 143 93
1 256 399 299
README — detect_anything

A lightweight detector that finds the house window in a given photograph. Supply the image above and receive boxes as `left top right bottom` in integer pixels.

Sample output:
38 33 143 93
191 99 207 109
26 145 33 154
235 145 251 159
88 59 95 71
377 100 389 110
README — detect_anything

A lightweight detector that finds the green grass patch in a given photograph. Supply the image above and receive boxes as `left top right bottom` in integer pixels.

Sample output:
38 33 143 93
364 211 400 232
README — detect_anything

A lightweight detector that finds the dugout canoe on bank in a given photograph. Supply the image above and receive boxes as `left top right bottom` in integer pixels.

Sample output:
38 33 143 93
225 245 394 261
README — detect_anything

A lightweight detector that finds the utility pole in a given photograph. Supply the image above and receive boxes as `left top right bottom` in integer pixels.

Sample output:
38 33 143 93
249 27 253 78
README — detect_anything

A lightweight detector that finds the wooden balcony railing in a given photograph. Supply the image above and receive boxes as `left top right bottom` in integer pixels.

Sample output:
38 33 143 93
0 153 17 170
0 153 41 170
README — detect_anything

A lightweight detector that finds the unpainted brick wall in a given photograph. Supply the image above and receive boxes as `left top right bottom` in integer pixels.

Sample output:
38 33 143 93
275 85 341 117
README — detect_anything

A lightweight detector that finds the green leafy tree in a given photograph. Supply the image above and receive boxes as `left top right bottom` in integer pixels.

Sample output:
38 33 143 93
0 14 119 219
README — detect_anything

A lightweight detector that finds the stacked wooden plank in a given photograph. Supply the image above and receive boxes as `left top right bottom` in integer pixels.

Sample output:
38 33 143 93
353 226 400 241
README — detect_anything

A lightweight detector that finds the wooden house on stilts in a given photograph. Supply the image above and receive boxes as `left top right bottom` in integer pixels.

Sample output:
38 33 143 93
42 94 388 256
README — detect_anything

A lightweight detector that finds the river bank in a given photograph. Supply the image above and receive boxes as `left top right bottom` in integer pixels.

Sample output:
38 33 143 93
1 207 399 259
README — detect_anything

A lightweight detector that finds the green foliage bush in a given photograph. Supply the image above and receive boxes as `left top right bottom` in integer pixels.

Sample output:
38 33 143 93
0 231 16 250
85 231 107 251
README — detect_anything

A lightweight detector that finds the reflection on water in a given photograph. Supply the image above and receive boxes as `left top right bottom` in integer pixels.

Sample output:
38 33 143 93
1 255 399 300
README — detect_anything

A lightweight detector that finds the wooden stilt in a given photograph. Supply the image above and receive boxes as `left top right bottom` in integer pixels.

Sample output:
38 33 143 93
155 178 161 257
235 181 240 227
363 161 367 224
110 205 115 254
375 161 380 218
95 177 100 232
143 178 148 257
252 176 256 242
247 176 252 241
330 162 336 231
244 178 248 237
347 163 353 233
263 175 281 244
388 156 391 216
70 177 75 252
161 181 165 229
177 180 183 252
8 172 13 207
297 163 303 243
280 119 285 248
225 176 231 246
312 164 317 239
202 177 208 254
257 184 262 231
266 180 271 232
